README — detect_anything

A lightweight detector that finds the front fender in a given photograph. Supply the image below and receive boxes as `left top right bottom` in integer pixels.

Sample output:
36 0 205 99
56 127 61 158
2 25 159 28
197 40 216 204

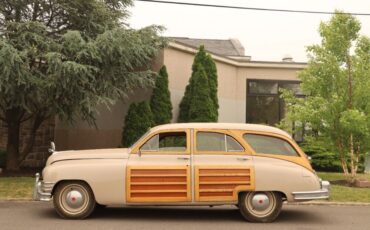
43 158 127 205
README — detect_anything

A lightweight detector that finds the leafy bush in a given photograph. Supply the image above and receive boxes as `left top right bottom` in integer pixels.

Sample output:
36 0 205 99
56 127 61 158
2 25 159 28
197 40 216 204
300 137 365 173
0 150 6 168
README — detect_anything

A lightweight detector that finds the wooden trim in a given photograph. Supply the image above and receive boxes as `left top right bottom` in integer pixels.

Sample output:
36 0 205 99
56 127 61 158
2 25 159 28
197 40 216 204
241 130 313 171
131 129 191 155
195 165 255 202
193 129 250 155
126 165 191 203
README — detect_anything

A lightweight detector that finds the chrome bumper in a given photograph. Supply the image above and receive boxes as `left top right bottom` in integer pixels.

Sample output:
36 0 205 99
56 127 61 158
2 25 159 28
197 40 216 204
33 173 54 201
292 180 330 201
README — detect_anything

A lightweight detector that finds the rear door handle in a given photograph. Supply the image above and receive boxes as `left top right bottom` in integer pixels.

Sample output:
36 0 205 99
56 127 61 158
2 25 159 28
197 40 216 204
177 157 189 160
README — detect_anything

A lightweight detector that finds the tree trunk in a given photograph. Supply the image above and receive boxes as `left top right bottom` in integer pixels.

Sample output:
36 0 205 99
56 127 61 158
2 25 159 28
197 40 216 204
5 121 20 171
349 133 356 182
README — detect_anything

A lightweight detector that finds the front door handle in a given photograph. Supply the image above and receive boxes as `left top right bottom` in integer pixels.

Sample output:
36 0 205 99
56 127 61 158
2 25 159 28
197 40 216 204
177 157 189 160
237 157 250 161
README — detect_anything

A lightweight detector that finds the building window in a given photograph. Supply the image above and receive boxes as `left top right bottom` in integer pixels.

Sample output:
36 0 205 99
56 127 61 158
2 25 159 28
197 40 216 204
246 79 304 141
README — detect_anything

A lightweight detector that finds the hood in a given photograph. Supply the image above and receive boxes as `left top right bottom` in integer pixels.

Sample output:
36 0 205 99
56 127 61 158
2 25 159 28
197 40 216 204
46 148 130 165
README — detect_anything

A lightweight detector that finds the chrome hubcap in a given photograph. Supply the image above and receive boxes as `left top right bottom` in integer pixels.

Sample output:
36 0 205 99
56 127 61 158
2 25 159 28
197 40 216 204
65 190 84 209
251 193 270 211
245 192 276 218
59 184 89 215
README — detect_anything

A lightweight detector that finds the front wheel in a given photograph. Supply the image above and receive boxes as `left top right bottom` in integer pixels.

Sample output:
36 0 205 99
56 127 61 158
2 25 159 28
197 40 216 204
53 181 96 219
238 191 282 223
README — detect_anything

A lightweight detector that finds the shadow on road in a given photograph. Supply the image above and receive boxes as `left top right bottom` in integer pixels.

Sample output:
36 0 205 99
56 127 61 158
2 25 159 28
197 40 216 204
37 205 325 224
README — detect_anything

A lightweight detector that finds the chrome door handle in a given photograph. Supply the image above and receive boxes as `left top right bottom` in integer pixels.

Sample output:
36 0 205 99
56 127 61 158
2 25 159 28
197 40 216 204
177 157 189 160
237 157 249 161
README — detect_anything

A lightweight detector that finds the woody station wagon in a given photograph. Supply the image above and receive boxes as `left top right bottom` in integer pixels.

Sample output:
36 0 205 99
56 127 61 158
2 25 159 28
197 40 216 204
34 123 330 222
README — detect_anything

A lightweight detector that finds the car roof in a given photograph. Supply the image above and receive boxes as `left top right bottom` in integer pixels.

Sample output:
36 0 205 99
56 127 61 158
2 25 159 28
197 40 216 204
150 123 292 138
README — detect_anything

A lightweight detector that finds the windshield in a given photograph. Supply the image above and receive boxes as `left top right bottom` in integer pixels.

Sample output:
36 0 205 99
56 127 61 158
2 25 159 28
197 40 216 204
130 130 151 149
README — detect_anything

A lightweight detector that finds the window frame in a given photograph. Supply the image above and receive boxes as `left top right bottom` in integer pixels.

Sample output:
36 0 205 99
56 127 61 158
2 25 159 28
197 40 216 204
242 131 303 158
132 129 191 155
194 129 246 155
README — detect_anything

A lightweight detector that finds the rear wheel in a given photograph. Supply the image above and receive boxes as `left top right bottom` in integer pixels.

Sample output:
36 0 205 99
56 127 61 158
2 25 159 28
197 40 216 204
53 181 96 219
238 191 282 223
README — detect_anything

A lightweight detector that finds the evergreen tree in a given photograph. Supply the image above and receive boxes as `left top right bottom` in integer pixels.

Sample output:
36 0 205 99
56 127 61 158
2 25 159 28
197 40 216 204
178 45 218 122
204 54 219 118
122 101 153 147
150 66 173 125
0 0 165 171
188 65 215 122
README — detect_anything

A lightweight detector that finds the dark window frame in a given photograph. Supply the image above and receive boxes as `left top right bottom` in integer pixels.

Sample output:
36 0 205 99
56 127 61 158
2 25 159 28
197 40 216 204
246 79 305 142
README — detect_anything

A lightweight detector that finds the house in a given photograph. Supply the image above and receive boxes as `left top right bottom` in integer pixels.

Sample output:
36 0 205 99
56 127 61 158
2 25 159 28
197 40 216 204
0 37 306 167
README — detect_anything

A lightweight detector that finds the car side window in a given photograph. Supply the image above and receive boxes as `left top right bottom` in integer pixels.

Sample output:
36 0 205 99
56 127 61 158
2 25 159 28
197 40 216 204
140 132 187 152
196 132 244 152
243 134 298 156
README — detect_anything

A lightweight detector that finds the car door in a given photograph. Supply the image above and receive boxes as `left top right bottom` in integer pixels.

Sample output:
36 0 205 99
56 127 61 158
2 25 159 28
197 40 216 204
126 129 191 203
192 129 255 202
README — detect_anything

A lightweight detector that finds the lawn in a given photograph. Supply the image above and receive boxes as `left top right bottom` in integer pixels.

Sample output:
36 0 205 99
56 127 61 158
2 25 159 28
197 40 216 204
317 172 370 203
0 177 34 200
0 173 369 203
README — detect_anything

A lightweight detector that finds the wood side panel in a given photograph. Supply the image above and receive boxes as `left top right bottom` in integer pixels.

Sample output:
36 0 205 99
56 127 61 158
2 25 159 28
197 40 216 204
131 169 187 174
195 166 255 202
131 192 188 198
199 169 250 174
131 176 186 183
199 176 250 182
131 184 187 190
200 192 233 197
127 166 191 203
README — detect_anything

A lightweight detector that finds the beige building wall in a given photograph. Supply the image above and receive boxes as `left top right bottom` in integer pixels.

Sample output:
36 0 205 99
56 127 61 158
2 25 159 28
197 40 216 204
164 45 303 124
54 44 305 151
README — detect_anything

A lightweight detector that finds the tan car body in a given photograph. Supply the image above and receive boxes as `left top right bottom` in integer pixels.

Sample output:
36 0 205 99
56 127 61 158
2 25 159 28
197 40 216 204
36 123 329 205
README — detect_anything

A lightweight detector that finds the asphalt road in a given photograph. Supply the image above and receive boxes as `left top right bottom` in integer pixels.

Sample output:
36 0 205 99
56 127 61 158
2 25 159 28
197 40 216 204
0 201 369 230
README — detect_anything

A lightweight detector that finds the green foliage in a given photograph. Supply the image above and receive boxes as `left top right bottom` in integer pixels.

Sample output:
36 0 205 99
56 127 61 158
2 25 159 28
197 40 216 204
280 12 370 178
0 150 6 168
122 101 153 147
178 45 218 122
0 0 166 170
188 65 215 122
150 66 172 125
300 137 343 172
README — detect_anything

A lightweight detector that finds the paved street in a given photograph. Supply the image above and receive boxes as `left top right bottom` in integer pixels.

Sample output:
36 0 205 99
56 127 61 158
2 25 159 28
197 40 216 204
0 201 369 230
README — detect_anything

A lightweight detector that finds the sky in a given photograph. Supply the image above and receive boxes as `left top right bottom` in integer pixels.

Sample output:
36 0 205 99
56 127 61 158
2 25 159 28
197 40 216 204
128 0 370 62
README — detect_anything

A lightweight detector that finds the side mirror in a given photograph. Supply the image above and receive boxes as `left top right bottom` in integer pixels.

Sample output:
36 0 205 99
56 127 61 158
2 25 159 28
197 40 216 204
48 141 56 154
138 150 142 157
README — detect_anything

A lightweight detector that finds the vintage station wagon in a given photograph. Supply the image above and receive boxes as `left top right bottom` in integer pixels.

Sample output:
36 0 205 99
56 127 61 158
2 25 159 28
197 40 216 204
34 123 330 222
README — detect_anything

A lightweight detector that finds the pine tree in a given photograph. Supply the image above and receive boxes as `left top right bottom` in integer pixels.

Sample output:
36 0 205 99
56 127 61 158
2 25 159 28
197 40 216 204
150 66 173 125
122 101 153 147
188 65 215 122
204 54 219 119
178 45 218 122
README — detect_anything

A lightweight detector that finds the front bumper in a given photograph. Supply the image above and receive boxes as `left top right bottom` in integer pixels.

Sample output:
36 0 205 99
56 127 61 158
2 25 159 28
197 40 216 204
33 173 54 201
292 180 330 201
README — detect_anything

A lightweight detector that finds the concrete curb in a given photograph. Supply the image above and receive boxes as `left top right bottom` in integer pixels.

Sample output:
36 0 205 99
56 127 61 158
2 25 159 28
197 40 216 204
287 201 370 206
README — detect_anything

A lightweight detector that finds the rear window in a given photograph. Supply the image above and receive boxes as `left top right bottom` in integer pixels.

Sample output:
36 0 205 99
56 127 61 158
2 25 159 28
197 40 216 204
243 134 298 156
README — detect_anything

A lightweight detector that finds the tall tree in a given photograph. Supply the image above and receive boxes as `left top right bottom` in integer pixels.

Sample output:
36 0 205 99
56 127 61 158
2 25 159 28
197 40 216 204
178 45 218 122
0 0 165 171
122 101 153 147
188 64 215 122
280 12 370 181
150 65 172 125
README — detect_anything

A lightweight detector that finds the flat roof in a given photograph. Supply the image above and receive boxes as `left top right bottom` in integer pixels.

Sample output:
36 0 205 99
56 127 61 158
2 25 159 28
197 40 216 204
151 123 291 138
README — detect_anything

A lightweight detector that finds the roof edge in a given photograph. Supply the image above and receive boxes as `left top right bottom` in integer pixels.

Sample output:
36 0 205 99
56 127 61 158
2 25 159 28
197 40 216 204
168 41 307 69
